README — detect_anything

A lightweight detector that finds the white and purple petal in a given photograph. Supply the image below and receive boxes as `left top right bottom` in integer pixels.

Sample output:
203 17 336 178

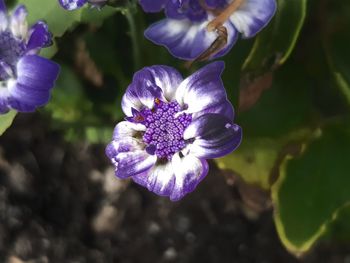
7 55 59 111
145 17 238 60
0 88 10 114
0 1 7 32
26 21 52 54
184 113 242 159
59 0 88 10
135 65 183 101
106 138 157 179
112 121 146 140
10 5 28 40
122 65 183 116
170 153 208 201
0 0 6 12
229 0 277 38
175 61 233 119
132 153 208 201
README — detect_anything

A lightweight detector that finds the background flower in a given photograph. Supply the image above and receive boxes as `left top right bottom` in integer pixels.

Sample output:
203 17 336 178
0 1 59 114
58 0 108 10
106 61 242 201
142 0 277 60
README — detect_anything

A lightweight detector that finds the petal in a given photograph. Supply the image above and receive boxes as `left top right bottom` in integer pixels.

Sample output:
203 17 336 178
132 153 208 201
58 0 88 10
132 161 176 197
0 0 6 13
198 100 234 120
170 153 208 201
184 113 242 159
229 0 277 38
0 59 14 79
106 137 142 159
8 55 59 110
116 151 157 179
16 55 60 90
139 0 167 12
122 65 183 116
10 5 28 40
135 65 183 101
106 139 157 179
26 21 52 54
145 17 238 60
0 88 10 114
175 61 233 119
112 121 146 140
0 9 8 32
9 82 51 106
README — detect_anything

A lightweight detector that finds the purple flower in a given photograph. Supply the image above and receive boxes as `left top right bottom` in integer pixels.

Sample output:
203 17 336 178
58 0 107 10
0 1 60 114
141 0 277 60
106 61 242 201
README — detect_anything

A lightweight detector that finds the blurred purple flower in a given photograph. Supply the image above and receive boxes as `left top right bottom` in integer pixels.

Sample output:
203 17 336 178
106 61 242 201
0 1 60 114
58 0 107 10
141 0 277 60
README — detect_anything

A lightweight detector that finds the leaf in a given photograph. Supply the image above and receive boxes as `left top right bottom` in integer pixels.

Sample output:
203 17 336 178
217 62 313 189
324 1 350 106
21 0 82 37
272 123 350 254
243 0 307 75
46 65 93 123
326 203 350 242
0 111 17 136
18 1 117 37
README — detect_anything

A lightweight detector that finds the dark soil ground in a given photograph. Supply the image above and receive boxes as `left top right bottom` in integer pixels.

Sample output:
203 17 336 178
0 114 349 263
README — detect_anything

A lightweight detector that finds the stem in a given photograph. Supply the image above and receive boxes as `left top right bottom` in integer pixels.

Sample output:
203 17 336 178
207 0 244 31
125 8 141 70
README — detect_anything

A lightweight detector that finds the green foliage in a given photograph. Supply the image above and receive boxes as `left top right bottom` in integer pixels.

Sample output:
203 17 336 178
21 0 117 36
243 0 307 75
324 1 350 106
219 0 350 254
0 111 17 136
216 63 314 189
272 123 350 254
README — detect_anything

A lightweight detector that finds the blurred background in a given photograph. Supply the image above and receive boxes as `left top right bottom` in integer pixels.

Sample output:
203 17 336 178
1 0 350 262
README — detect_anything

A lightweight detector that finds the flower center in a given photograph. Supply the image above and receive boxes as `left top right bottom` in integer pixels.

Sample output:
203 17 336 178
140 100 192 160
0 31 25 80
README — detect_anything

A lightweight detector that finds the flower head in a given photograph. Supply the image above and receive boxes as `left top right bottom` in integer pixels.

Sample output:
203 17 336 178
58 0 108 10
0 1 60 114
106 61 242 201
141 0 277 60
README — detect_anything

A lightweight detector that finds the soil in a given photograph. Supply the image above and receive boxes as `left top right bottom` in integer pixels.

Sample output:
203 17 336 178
0 114 349 263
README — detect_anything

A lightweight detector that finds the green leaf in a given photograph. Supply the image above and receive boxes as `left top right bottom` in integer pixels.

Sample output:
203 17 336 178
326 203 350 242
46 65 93 123
272 123 350 254
17 1 117 37
243 0 307 75
324 1 350 106
217 62 314 189
0 111 17 136
217 136 285 189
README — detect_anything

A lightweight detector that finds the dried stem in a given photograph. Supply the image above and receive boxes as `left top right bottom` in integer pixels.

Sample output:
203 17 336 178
207 0 244 32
